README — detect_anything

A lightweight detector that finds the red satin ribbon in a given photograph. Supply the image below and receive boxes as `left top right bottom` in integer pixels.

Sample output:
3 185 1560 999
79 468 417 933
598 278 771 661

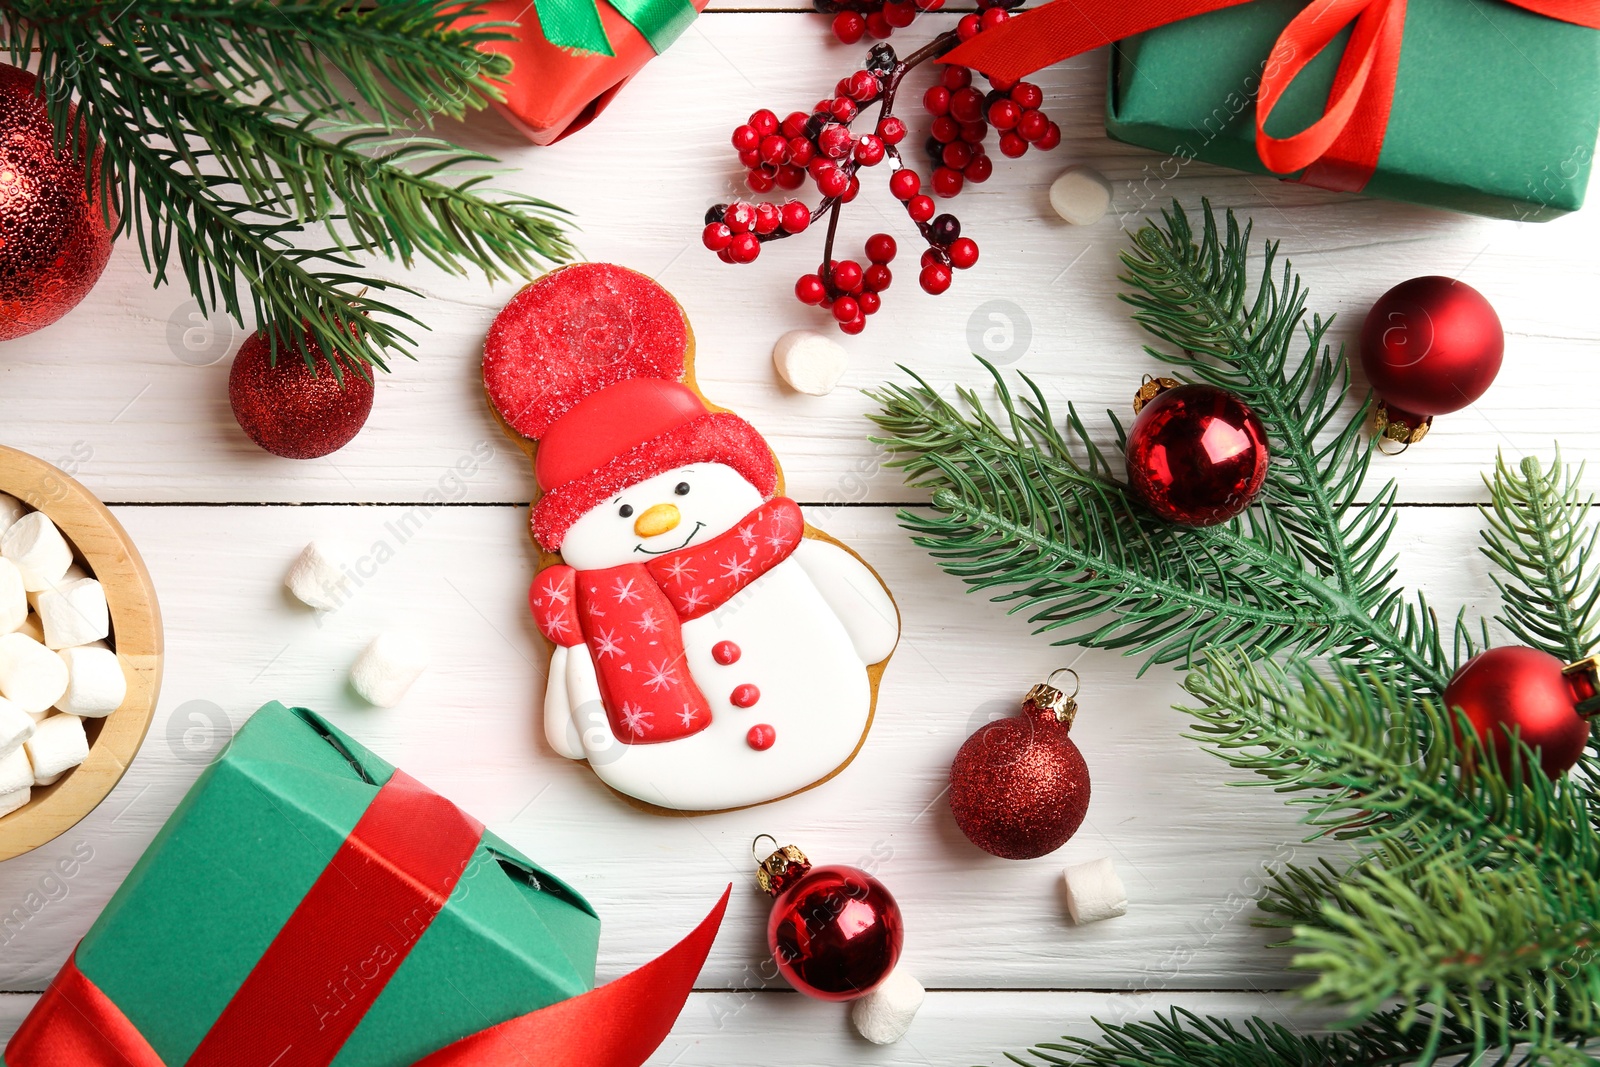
6 770 727 1067
942 0 1600 191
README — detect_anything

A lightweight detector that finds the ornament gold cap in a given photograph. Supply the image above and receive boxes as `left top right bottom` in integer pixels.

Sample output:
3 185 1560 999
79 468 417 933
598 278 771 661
1025 666 1080 726
753 835 812 896
1563 655 1600 718
1132 376 1181 416
1375 401 1431 446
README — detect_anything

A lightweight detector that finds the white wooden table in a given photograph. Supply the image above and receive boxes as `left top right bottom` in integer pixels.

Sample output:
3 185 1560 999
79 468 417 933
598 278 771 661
1 7 1596 1063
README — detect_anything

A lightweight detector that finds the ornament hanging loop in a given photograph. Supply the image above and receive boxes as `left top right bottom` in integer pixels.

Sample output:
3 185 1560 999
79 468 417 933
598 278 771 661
1047 667 1081 701
1028 667 1080 726
751 833 779 864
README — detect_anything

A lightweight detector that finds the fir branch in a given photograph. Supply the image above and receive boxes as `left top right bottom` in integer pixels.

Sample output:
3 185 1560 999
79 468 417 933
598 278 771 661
1 0 574 371
1481 450 1600 664
1018 1006 1600 1067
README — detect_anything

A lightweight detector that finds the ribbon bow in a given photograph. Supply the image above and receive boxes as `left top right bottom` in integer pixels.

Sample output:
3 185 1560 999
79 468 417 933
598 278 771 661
535 0 699 56
943 0 1600 191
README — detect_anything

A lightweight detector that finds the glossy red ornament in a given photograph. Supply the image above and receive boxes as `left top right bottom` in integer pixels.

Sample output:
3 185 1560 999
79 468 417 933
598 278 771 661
1444 646 1594 779
1359 276 1503 444
949 670 1090 860
1125 380 1269 527
0 63 114 341
228 327 375 459
756 841 903 1001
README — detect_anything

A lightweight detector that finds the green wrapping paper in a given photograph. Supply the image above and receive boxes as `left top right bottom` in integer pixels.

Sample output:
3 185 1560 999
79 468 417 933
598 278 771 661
19 703 600 1067
1107 0 1600 220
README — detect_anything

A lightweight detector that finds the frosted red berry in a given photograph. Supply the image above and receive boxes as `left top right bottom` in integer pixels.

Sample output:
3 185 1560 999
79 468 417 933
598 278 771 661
729 232 761 263
907 194 935 222
781 200 812 233
833 296 860 322
890 170 921 200
725 202 757 233
932 166 964 197
866 233 897 263
1017 109 1049 142
878 116 908 144
702 223 733 252
855 135 886 166
733 125 759 152
1012 82 1044 110
965 154 993 183
750 109 779 137
998 132 1028 157
957 13 981 38
832 259 865 292
948 236 979 269
988 99 1020 130
796 274 827 304
919 262 953 294
1037 122 1062 150
865 264 893 291
859 290 882 315
942 66 971 91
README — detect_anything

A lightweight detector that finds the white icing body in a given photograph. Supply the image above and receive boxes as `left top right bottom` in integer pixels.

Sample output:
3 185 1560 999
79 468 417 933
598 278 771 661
541 463 898 810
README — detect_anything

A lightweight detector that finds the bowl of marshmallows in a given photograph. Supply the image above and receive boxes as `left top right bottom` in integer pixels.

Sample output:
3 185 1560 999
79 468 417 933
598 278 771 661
0 445 162 861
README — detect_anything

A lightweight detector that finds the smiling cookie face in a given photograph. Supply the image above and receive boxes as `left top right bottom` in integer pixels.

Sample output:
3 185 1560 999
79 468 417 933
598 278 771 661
557 464 765 571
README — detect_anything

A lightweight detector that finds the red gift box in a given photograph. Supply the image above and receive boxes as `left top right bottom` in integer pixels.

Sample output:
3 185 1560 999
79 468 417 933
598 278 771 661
469 0 708 144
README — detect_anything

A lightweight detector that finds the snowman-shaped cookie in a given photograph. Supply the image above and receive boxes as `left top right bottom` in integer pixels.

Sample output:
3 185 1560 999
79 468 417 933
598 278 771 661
484 263 899 811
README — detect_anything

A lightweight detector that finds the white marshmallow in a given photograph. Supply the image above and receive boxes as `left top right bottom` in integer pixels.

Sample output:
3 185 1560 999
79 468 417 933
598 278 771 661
0 494 26 540
36 577 109 650
0 745 33 794
351 633 429 708
0 512 73 593
56 646 127 718
0 558 25 635
0 633 69 713
1063 856 1128 925
850 967 924 1045
25 713 88 779
286 541 353 612
0 696 34 759
772 330 849 396
31 772 60 787
0 785 29 816
26 563 87 611
1049 165 1114 226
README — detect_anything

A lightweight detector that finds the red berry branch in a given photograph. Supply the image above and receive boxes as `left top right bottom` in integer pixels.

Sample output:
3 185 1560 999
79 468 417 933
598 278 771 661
701 0 1061 334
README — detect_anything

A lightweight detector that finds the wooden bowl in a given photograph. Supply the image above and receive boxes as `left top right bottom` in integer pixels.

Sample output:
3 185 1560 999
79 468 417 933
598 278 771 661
0 446 163 860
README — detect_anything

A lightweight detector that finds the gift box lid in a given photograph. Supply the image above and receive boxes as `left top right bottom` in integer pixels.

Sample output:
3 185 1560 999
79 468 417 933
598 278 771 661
72 703 601 1067
1107 0 1600 220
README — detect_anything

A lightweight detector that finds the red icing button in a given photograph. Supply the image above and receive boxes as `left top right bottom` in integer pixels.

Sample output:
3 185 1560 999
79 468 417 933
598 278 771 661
713 640 742 665
747 724 776 750
731 683 761 708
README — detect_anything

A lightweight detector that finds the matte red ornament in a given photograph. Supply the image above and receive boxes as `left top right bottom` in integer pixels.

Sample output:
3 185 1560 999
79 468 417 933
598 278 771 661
1125 380 1269 527
1445 646 1594 779
756 841 903 1001
228 327 374 459
0 63 114 342
1359 276 1503 444
948 670 1090 860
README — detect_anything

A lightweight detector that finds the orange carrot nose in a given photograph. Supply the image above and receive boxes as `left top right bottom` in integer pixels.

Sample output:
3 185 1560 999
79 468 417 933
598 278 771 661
634 503 681 538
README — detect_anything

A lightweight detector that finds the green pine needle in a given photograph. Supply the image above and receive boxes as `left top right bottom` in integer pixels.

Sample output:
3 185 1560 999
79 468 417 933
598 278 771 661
1 0 575 372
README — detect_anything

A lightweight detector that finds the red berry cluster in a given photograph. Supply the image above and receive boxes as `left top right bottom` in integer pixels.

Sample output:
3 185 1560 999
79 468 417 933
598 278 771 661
816 0 943 44
704 5 1056 333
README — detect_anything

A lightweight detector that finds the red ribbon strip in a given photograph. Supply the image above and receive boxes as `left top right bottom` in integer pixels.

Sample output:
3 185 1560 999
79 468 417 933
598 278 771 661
942 0 1600 191
6 770 727 1067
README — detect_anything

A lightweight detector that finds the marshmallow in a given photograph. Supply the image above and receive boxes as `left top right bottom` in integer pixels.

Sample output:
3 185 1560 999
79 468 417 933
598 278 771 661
0 786 28 817
0 494 25 540
286 541 353 612
1049 165 1114 226
32 772 60 787
0 696 34 759
25 713 88 779
1063 856 1128 925
351 633 429 708
0 633 69 713
773 330 849 396
850 967 924 1045
27 563 86 611
36 577 109 650
0 745 33 794
56 646 127 717
0 558 25 634
0 511 73 593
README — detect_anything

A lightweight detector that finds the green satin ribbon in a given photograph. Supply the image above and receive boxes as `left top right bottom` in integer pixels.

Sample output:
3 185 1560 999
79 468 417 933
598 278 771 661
533 0 698 56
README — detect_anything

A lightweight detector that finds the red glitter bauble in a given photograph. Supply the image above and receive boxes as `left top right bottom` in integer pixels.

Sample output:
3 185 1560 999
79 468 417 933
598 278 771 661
1125 381 1269 527
0 63 114 341
1360 276 1502 428
1445 646 1591 779
761 852 903 1002
948 680 1090 860
228 328 374 459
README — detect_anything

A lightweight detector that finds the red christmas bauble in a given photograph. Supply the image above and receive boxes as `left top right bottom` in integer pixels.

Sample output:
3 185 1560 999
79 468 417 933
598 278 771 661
949 680 1090 860
1125 381 1268 527
759 846 903 1002
1360 276 1503 429
1444 646 1591 778
0 63 114 341
229 328 374 459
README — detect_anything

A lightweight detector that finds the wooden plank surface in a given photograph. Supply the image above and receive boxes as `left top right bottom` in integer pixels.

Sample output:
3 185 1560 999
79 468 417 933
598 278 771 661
0 6 1588 1061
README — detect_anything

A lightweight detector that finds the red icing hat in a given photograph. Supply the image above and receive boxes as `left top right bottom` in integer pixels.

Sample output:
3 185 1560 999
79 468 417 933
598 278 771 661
484 263 778 551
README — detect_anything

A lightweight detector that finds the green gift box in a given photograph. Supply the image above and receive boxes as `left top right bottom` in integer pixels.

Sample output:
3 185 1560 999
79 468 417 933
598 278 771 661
1106 0 1600 220
5 703 725 1067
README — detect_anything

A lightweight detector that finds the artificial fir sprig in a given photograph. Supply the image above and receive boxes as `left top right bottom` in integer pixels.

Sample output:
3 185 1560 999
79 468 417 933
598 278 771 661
1 0 575 373
871 202 1600 1064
